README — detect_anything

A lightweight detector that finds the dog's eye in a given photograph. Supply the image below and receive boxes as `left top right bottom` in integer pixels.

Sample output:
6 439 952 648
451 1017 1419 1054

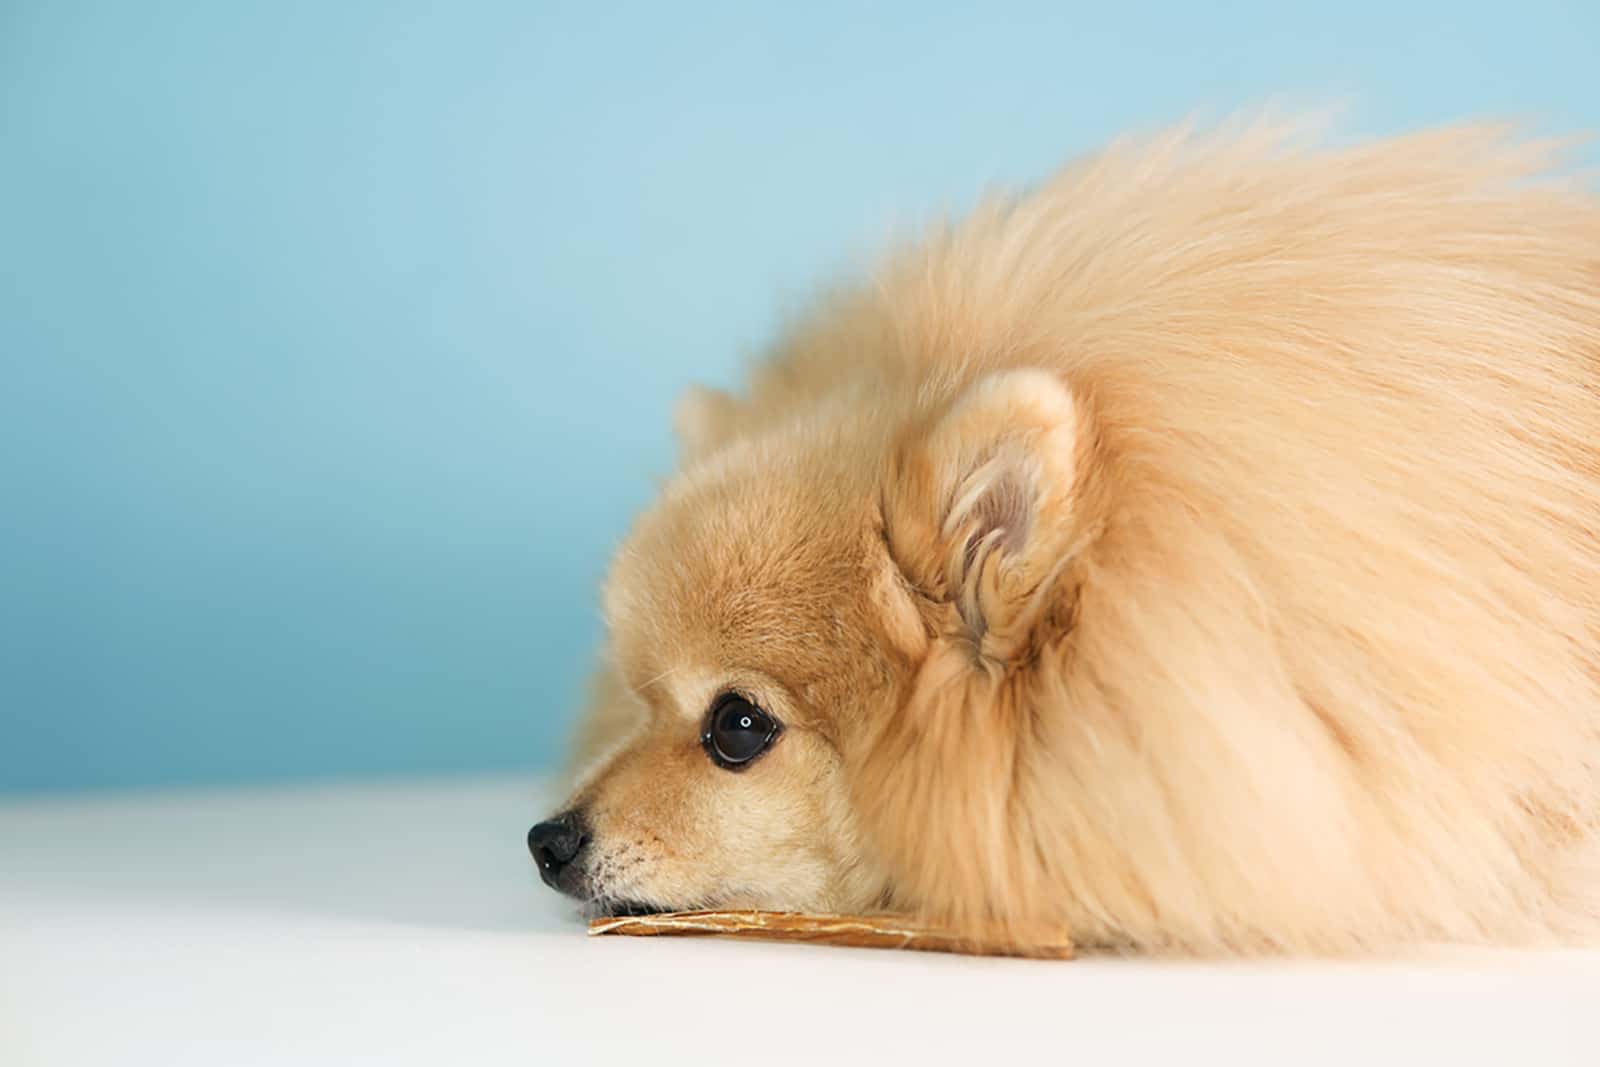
702 695 781 769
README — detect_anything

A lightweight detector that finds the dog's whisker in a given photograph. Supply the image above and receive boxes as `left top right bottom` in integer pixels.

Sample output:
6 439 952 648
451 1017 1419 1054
635 665 682 692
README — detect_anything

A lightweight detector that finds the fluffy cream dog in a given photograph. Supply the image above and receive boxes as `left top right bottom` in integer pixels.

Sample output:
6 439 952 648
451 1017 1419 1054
528 119 1600 955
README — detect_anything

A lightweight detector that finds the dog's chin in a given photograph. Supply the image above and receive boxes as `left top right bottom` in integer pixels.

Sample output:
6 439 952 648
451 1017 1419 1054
580 897 669 919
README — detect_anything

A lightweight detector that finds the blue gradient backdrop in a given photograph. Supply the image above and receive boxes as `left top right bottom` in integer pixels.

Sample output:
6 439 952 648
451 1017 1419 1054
3 2 1597 792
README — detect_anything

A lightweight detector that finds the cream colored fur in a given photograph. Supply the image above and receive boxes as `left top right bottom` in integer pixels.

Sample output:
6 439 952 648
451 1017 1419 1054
553 119 1600 955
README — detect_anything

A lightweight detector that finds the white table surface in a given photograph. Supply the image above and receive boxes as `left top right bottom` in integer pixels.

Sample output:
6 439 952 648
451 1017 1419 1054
3 774 1596 1065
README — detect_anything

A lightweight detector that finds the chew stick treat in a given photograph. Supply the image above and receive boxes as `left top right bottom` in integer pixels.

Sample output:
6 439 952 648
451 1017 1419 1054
588 910 1073 960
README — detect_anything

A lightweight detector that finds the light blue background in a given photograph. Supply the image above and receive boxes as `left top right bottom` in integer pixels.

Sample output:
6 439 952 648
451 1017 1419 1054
3 2 1597 793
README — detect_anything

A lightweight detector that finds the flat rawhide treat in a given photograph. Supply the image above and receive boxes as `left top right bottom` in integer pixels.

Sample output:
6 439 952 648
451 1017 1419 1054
587 910 1073 960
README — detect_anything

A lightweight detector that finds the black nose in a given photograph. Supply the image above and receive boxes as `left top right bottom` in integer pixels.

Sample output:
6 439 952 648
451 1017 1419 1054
527 810 588 891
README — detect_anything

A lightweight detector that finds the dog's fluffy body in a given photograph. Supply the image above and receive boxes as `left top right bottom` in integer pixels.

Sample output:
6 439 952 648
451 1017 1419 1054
557 121 1600 955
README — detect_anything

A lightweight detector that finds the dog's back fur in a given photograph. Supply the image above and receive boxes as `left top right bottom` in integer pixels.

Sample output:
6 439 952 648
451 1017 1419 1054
578 121 1600 954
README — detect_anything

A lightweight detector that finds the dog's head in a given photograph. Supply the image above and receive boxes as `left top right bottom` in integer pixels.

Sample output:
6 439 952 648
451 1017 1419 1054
529 369 1093 922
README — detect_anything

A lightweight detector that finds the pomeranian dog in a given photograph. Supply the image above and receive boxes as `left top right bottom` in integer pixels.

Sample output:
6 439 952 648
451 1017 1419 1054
528 119 1600 955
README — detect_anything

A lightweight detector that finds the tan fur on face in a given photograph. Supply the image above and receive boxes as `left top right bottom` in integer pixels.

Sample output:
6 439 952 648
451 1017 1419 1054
554 118 1600 954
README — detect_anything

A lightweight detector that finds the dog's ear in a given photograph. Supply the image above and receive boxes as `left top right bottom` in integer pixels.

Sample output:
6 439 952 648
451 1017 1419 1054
882 369 1082 662
672 384 739 465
